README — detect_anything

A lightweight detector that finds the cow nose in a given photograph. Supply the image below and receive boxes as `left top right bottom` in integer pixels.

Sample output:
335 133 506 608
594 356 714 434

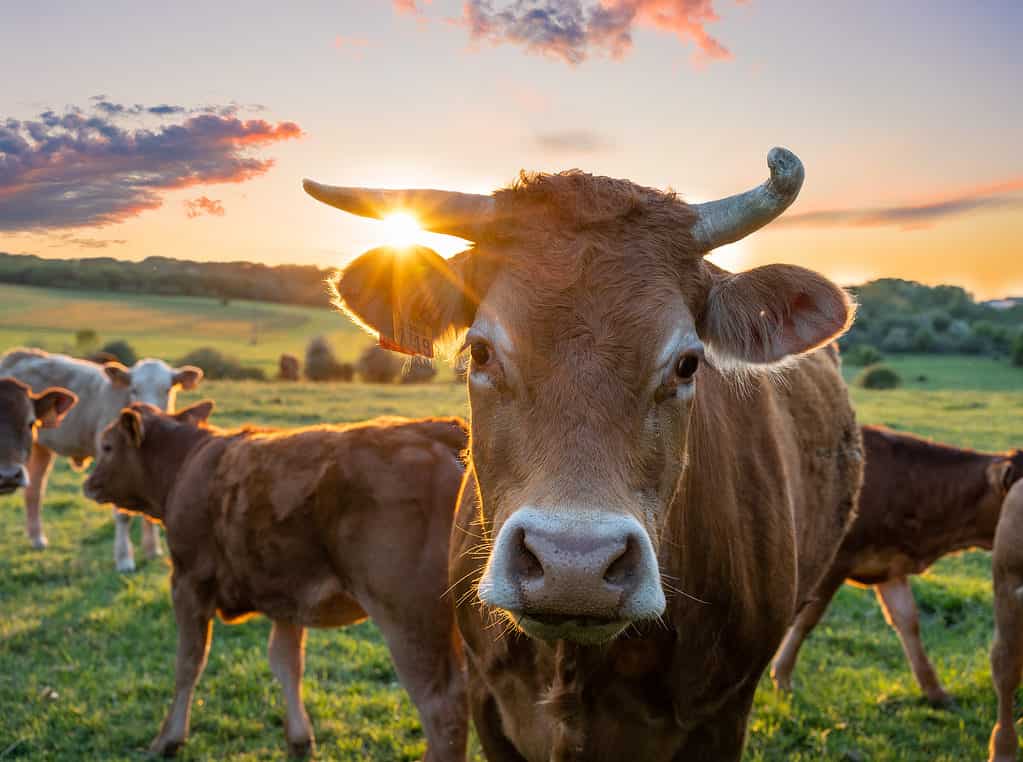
479 507 666 623
0 465 29 489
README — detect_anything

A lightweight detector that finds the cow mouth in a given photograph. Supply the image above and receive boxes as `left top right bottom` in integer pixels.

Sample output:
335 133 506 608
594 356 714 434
515 612 630 645
0 483 19 495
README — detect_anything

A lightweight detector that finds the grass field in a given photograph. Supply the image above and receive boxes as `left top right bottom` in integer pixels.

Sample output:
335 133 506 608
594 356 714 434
0 283 1021 760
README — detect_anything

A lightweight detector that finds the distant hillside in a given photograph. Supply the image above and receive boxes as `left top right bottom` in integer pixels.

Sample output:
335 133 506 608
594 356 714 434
0 252 332 308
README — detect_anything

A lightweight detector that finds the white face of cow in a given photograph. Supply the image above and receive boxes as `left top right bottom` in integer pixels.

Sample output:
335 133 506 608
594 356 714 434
104 360 203 413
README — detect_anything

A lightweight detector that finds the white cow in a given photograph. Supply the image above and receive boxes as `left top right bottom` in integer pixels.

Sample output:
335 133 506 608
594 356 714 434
0 348 202 571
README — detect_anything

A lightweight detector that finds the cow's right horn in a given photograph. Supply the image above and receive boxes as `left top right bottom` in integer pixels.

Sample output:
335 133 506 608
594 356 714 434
302 180 495 241
690 147 804 251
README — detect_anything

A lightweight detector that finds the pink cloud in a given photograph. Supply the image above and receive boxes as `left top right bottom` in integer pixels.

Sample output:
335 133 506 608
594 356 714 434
184 196 226 219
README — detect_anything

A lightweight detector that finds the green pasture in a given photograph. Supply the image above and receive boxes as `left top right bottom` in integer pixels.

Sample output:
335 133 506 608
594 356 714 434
0 284 1021 760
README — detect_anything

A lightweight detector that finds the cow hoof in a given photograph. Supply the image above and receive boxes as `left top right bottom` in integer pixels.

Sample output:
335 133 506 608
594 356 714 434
144 544 164 560
770 670 793 693
287 737 315 758
116 557 137 574
927 693 956 711
149 736 183 757
30 535 49 550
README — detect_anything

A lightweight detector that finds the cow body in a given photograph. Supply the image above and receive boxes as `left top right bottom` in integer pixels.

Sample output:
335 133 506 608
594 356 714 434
84 406 468 759
990 479 1023 762
0 377 76 494
772 425 1023 705
312 150 863 761
0 348 200 568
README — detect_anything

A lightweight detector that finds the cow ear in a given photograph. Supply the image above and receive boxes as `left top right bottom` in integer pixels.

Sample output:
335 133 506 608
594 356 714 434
104 362 132 388
700 264 855 365
173 366 203 390
175 400 214 426
33 388 78 429
331 245 483 357
120 409 144 448
993 459 1019 493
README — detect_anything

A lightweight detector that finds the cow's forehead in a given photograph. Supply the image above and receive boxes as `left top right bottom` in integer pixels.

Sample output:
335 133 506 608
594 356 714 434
0 381 32 422
130 359 174 387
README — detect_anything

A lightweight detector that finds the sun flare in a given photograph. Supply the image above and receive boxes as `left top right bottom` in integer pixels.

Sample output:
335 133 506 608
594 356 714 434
381 212 422 249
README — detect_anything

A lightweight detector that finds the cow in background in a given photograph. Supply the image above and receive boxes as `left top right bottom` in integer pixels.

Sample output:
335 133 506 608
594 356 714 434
772 425 1023 705
989 479 1023 761
0 348 201 570
0 377 77 493
84 404 468 759
307 148 863 761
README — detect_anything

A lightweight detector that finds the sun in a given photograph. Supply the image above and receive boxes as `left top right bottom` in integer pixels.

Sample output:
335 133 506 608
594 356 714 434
381 212 422 249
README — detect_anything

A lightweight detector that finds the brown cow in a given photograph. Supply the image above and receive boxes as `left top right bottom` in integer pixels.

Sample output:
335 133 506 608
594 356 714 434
989 479 1023 762
771 425 1023 706
0 377 77 493
83 403 468 760
305 148 863 760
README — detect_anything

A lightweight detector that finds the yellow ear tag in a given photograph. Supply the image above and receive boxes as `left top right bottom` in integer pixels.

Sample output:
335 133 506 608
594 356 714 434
377 253 435 358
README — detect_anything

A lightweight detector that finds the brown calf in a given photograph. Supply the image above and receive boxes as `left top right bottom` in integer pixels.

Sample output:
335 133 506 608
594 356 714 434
772 424 1023 706
84 403 468 759
0 377 76 494
990 479 1023 761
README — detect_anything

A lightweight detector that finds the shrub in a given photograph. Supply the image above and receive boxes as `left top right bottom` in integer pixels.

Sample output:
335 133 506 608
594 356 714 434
855 363 902 390
304 337 353 381
911 327 936 353
1012 333 1023 368
75 329 99 351
844 344 882 366
401 359 437 384
880 326 912 353
278 353 301 381
98 339 138 366
357 344 402 384
175 347 265 381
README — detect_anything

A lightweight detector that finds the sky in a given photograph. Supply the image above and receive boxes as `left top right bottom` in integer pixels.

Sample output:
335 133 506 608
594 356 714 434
0 0 1020 299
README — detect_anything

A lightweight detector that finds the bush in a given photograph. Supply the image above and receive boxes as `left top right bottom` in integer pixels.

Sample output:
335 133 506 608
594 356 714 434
278 353 301 381
880 326 911 353
175 347 265 381
911 327 936 353
1012 333 1023 368
304 337 353 382
75 329 99 352
855 363 902 390
844 344 882 366
401 359 437 384
357 344 402 384
98 339 138 366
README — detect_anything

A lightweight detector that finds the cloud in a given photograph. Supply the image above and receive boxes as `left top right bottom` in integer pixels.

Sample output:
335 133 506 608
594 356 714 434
46 232 127 249
393 0 423 13
534 129 615 153
0 101 301 231
184 196 226 219
462 0 737 65
778 177 1023 231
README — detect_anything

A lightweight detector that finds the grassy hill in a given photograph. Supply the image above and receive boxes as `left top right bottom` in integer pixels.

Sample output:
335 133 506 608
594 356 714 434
0 286 1021 760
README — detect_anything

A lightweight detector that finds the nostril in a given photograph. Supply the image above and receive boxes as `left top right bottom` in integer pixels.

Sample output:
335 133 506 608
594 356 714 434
514 528 544 581
603 535 640 588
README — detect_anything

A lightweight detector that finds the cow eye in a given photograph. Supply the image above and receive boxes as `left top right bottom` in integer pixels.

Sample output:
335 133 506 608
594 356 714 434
675 352 701 382
470 341 493 367
102 443 113 454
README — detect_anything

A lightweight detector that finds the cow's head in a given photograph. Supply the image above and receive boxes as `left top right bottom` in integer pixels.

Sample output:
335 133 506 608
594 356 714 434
103 359 203 411
84 401 214 513
0 378 76 495
306 148 854 644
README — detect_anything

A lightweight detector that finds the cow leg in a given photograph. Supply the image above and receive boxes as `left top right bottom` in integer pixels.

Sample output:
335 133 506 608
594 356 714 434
368 606 467 762
142 519 163 560
989 579 1023 761
874 576 952 707
771 565 849 692
24 443 54 549
267 621 315 758
113 509 136 573
151 577 214 757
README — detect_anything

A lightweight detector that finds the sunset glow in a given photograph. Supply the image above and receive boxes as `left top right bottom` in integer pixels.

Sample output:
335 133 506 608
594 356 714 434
381 213 423 249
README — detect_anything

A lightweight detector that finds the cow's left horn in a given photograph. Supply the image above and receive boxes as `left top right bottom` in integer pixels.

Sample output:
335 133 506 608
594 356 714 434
302 180 495 240
690 147 804 251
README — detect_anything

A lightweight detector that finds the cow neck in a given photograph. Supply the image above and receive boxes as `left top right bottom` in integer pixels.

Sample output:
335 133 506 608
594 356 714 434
140 421 213 517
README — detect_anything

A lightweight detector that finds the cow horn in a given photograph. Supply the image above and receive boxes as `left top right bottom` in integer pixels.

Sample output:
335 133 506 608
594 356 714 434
690 147 804 251
302 180 495 240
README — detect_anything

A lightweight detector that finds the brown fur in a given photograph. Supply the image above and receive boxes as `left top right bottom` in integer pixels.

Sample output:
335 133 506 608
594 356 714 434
989 480 1023 762
0 377 76 494
772 425 1023 706
333 169 863 761
83 405 469 760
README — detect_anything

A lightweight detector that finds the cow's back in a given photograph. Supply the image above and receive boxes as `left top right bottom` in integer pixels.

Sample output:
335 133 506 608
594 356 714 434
0 348 115 458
